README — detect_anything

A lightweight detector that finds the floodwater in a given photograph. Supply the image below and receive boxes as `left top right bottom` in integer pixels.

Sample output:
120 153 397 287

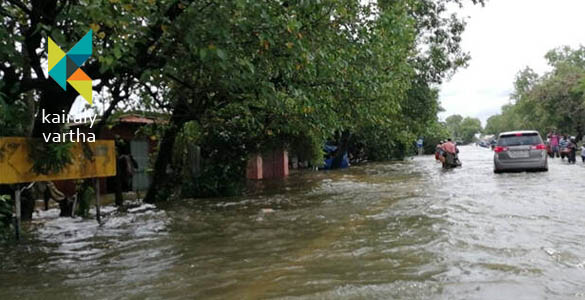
2 146 585 299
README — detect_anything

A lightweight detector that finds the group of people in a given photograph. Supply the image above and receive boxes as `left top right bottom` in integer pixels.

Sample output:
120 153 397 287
547 131 580 164
435 139 461 168
545 131 585 164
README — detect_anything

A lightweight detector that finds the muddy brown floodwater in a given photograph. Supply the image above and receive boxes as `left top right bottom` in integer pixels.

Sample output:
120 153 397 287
2 146 585 299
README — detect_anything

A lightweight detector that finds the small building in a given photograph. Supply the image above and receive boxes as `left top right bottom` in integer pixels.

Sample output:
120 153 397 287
246 150 289 180
54 113 164 196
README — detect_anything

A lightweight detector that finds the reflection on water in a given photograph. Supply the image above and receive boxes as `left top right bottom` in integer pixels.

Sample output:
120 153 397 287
2 146 585 299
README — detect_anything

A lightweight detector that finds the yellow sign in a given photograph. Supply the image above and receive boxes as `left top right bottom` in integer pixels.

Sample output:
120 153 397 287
0 137 116 184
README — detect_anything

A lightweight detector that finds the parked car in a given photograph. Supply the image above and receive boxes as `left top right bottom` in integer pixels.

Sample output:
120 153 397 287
493 130 548 173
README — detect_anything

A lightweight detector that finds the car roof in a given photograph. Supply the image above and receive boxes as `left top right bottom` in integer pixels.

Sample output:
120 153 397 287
498 130 540 137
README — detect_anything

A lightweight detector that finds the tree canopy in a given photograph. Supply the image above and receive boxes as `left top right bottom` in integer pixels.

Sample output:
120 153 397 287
0 0 484 203
485 46 585 139
444 114 482 144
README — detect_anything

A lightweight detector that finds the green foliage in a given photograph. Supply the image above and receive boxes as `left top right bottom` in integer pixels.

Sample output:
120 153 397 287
444 114 482 143
353 125 414 160
460 117 482 143
28 140 73 175
0 98 29 137
288 131 326 167
172 119 247 198
445 114 464 138
422 122 450 154
183 130 247 198
1 0 484 201
484 105 519 136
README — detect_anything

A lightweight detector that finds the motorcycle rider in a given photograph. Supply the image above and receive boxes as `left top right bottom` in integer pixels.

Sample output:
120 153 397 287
435 140 444 162
442 139 460 168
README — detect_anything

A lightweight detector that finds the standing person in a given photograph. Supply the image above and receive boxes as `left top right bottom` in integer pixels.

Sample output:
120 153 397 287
568 136 577 164
559 135 568 160
548 131 560 158
114 138 138 206
438 141 446 164
416 138 424 155
581 142 585 163
442 139 456 154
435 141 443 161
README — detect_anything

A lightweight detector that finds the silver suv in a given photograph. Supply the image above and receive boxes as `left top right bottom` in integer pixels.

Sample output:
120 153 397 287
494 130 548 173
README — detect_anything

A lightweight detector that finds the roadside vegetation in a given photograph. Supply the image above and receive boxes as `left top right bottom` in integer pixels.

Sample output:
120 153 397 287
444 114 483 144
0 0 485 217
485 47 585 138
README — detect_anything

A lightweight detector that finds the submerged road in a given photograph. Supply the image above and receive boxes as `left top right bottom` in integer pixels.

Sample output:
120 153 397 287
2 146 585 299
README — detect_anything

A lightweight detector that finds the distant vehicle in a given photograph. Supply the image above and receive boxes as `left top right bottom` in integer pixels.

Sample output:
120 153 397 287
493 130 548 173
478 141 489 148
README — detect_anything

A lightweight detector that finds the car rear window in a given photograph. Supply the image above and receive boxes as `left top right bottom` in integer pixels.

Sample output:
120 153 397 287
498 133 542 146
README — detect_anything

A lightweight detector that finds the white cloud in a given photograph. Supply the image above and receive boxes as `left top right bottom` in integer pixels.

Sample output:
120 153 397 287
439 0 585 125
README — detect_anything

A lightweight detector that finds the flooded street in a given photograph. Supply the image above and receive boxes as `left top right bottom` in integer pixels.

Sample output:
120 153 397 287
3 145 585 299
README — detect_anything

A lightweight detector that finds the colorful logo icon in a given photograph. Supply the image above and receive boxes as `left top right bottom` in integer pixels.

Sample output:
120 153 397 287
48 30 93 105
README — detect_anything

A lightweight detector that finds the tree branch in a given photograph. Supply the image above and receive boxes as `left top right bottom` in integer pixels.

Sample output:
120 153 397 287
6 0 31 15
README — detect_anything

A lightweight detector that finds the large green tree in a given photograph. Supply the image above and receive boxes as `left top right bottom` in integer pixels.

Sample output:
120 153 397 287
0 0 194 218
485 46 585 140
443 114 481 143
1 0 485 208
445 114 463 139
459 117 482 143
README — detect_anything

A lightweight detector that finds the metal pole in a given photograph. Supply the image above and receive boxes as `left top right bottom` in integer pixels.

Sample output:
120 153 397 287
14 188 21 241
95 179 101 224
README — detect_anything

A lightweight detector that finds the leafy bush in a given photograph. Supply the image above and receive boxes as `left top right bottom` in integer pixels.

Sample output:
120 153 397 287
28 140 73 175
422 122 451 154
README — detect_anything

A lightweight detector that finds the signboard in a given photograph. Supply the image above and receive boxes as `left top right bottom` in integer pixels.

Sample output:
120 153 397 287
0 137 116 184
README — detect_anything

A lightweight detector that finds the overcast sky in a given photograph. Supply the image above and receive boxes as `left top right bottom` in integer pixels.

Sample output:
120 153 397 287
439 0 585 125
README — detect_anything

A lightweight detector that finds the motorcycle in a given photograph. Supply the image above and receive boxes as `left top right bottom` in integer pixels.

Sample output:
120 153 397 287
560 146 571 160
442 152 462 169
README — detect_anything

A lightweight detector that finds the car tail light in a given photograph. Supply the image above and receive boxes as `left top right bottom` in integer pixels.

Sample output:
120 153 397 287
532 144 546 150
494 146 508 153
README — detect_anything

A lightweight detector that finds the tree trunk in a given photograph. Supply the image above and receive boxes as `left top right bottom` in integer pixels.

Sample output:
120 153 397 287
20 189 35 221
144 114 186 204
114 174 124 206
